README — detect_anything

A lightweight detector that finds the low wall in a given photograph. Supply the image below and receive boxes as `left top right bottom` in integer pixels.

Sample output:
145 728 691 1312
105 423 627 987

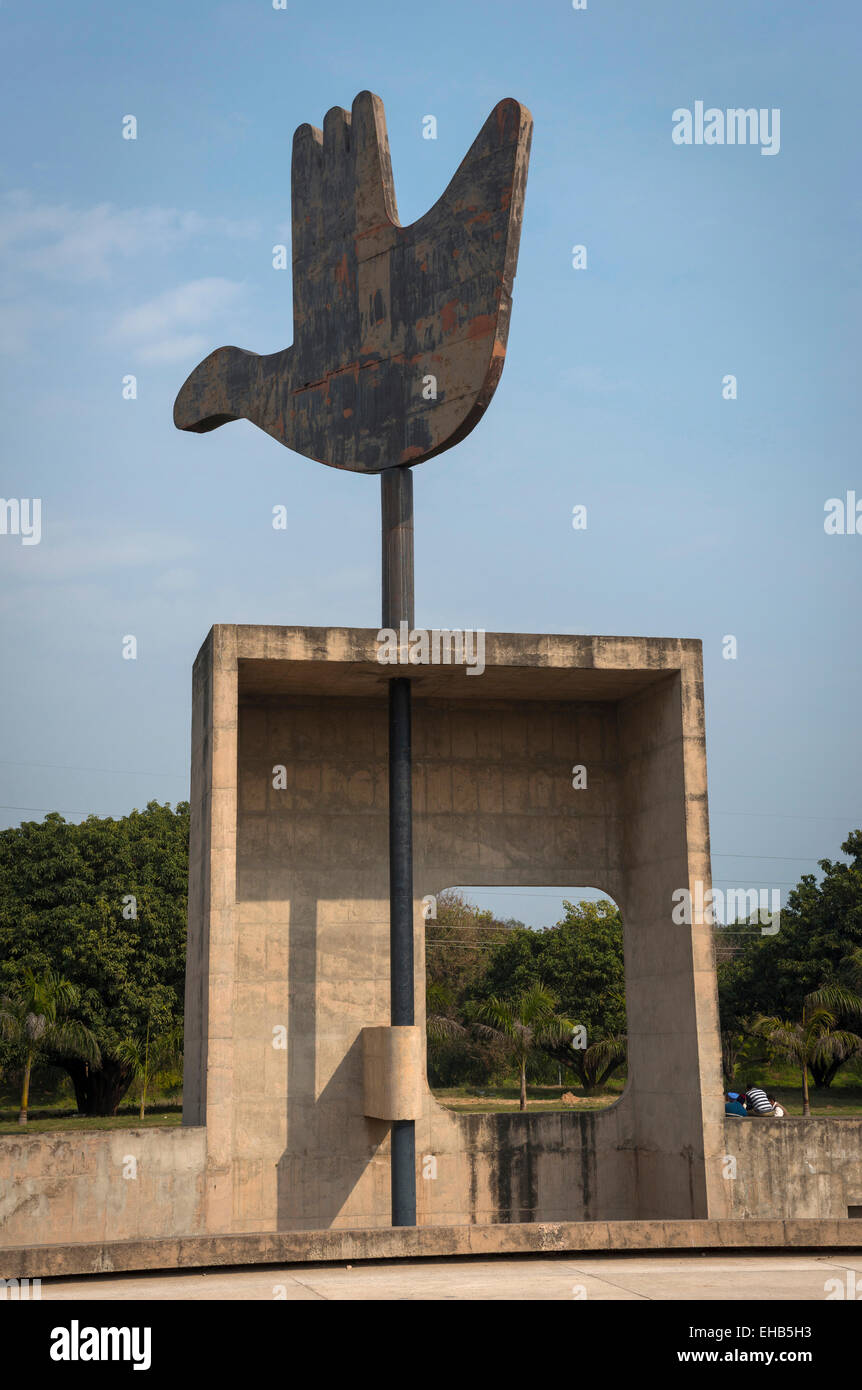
0 1127 206 1249
722 1118 862 1219
2 1115 861 1260
416 1106 637 1226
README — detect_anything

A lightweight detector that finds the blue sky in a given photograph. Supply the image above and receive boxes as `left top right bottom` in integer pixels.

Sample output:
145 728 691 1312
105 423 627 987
0 0 859 927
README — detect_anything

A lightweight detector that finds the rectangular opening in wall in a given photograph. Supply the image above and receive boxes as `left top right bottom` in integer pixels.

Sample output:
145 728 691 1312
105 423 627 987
849 1206 862 1218
424 886 627 1115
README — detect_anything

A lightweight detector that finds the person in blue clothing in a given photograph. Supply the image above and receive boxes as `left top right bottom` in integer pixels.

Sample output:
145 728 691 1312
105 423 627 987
725 1091 748 1116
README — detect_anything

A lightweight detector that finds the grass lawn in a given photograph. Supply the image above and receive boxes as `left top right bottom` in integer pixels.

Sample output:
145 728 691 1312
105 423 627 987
0 1078 182 1135
0 1105 182 1135
731 1060 862 1116
432 1082 624 1113
432 1075 862 1117
3 1064 861 1133
741 1086 862 1118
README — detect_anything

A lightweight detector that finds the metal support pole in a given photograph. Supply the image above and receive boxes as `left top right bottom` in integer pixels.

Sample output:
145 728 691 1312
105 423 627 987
381 464 414 631
381 465 416 1227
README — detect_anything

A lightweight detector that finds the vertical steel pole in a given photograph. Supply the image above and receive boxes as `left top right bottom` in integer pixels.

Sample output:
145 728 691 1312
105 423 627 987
381 464 416 1227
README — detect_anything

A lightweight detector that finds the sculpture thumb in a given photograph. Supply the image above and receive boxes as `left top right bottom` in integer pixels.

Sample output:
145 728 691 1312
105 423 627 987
426 97 532 273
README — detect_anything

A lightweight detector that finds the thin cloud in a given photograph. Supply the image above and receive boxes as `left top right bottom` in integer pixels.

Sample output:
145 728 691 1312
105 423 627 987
0 522 200 583
112 277 245 365
0 190 255 284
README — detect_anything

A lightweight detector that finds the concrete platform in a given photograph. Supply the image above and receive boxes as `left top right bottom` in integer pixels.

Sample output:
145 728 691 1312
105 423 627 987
4 1218 862 1280
35 1250 862 1302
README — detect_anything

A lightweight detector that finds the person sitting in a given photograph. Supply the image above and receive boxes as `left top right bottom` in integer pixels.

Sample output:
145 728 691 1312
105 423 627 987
767 1093 786 1117
744 1084 775 1116
725 1092 748 1116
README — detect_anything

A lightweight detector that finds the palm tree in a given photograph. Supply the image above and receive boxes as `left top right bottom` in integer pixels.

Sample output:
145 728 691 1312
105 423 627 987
753 984 862 1117
0 968 100 1124
474 983 573 1111
425 980 467 1045
115 1019 183 1121
580 1033 628 1093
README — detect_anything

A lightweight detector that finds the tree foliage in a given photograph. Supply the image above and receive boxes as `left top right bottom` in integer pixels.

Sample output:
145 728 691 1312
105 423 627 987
472 899 625 1027
717 831 862 1087
753 983 862 1115
0 967 100 1123
0 802 189 1115
472 983 573 1110
425 894 627 1089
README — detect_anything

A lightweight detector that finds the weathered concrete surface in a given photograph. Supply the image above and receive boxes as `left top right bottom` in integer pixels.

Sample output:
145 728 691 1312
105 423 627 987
361 1026 424 1120
722 1118 862 1219
189 625 722 1232
32 1251 862 1301
0 1127 206 1250
3 624 859 1260
174 93 533 473
3 1219 862 1281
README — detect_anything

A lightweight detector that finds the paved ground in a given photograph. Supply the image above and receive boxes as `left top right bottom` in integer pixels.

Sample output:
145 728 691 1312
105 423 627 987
35 1251 862 1300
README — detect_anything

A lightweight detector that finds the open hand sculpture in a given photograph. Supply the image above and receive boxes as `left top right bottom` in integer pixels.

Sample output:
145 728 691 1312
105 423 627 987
174 90 532 473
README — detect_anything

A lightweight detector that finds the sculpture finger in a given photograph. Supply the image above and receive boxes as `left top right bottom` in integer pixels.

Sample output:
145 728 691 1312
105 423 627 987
322 105 356 239
291 122 324 263
351 90 399 238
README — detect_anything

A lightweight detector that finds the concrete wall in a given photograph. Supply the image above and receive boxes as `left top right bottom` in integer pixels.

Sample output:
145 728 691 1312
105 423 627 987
192 625 725 1230
722 1118 862 1219
3 624 859 1254
0 1127 206 1248
3 1118 861 1251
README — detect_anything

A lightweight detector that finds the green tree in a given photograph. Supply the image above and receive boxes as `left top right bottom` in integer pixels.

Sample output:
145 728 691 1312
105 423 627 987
424 891 514 1086
115 1018 183 1121
0 802 189 1115
0 967 100 1124
472 898 626 1088
576 1033 628 1094
473 983 573 1110
753 984 862 1116
717 831 862 1088
425 890 513 1003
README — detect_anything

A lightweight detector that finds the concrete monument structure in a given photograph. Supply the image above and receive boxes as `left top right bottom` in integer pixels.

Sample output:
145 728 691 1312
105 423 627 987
185 623 723 1229
176 87 535 1226
2 91 861 1273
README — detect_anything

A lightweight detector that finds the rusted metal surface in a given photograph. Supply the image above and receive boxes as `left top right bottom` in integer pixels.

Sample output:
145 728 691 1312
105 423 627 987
174 90 532 472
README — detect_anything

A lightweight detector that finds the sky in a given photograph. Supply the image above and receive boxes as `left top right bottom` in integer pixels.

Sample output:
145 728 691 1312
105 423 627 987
0 0 859 929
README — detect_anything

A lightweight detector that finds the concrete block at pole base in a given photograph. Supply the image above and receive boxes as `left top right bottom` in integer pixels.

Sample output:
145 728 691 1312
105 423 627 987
362 1026 423 1120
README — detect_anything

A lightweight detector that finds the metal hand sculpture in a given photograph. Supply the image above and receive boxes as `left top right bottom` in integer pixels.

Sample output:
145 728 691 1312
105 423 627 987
174 90 532 472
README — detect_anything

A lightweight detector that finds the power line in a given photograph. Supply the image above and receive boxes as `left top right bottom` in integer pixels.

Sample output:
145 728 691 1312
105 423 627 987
711 809 858 822
711 853 824 862
0 759 179 778
712 879 798 886
426 942 500 951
